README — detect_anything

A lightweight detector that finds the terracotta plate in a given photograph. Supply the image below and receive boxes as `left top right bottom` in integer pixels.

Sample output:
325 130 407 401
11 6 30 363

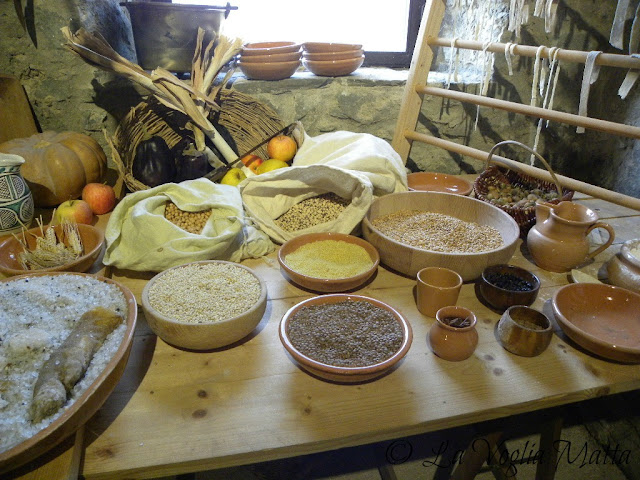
552 283 640 363
407 172 472 195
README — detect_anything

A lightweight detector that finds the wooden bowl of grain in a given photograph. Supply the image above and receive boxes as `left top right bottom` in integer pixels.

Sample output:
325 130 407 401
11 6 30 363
279 294 412 383
277 232 379 292
141 260 267 350
362 192 520 281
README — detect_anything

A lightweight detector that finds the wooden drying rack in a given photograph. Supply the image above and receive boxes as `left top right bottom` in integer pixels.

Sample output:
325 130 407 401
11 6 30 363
392 0 640 210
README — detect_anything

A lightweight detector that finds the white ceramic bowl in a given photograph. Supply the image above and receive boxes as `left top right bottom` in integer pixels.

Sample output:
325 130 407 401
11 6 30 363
362 191 520 281
142 260 267 350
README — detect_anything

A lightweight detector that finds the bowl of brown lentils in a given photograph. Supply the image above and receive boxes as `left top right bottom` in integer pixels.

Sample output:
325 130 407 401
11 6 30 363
279 294 413 383
142 260 267 350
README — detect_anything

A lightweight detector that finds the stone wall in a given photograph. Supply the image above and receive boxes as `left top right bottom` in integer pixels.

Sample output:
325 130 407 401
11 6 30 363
0 0 638 197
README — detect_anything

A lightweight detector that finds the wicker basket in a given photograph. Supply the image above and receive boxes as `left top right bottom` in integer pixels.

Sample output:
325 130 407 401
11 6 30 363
473 140 574 235
107 89 286 192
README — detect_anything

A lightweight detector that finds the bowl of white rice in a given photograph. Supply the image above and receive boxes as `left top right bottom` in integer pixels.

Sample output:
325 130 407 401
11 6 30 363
0 272 137 475
362 191 520 281
141 260 268 350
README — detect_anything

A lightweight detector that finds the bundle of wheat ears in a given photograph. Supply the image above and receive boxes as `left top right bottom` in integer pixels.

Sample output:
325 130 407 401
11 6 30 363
61 26 243 162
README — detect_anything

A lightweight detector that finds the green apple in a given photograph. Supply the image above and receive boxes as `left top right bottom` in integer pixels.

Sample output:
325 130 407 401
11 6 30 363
220 167 247 186
256 159 289 175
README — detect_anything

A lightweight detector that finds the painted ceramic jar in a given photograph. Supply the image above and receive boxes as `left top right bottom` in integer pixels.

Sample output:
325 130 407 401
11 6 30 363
0 153 34 236
428 306 478 361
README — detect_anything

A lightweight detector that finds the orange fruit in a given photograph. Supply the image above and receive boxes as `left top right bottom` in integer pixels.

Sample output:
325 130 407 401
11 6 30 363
240 154 264 174
267 135 297 162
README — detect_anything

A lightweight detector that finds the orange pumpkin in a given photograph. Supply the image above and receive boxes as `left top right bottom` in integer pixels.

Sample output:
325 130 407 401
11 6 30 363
0 131 107 207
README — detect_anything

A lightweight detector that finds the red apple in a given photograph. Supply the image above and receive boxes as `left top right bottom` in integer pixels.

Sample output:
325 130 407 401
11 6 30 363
82 183 117 215
54 199 94 225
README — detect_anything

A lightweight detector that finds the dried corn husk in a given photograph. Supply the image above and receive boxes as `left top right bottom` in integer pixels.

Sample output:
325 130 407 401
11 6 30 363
15 218 84 270
61 26 243 162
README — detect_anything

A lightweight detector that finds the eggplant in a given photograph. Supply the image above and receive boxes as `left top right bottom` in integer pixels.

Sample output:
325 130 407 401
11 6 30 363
172 138 216 182
132 135 176 187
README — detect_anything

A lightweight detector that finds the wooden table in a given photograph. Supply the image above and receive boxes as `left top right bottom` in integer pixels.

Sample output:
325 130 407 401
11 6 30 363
7 191 640 480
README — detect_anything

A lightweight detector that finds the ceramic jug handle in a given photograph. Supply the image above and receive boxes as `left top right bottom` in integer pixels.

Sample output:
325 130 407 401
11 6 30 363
585 222 615 260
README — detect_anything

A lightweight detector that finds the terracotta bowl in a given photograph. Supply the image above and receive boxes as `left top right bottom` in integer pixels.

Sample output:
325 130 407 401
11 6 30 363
278 232 379 293
407 172 472 195
0 223 105 277
0 272 137 474
302 48 364 61
302 55 364 77
141 260 267 351
279 294 412 383
497 305 552 357
238 59 300 80
552 283 640 363
303 42 363 53
241 41 301 56
477 264 540 312
239 50 302 63
362 191 520 281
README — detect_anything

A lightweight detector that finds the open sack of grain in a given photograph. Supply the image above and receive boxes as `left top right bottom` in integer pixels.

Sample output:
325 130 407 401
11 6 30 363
239 131 407 244
103 178 274 271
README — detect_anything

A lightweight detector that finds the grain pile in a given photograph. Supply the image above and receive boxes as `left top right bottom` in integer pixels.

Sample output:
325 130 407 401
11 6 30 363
371 210 503 253
148 262 262 324
288 300 403 367
164 202 212 234
284 240 374 279
275 193 350 232
0 275 128 454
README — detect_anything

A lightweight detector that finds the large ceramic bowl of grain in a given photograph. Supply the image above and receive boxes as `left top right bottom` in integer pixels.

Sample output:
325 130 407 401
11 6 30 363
278 232 379 292
279 294 412 383
362 191 520 281
141 260 267 350
0 272 137 475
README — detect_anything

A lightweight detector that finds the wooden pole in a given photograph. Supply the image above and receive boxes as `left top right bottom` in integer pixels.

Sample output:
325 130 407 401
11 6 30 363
428 37 640 70
404 130 640 211
416 86 640 139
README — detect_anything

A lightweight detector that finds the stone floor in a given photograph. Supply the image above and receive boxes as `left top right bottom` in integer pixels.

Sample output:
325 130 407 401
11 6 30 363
155 390 640 480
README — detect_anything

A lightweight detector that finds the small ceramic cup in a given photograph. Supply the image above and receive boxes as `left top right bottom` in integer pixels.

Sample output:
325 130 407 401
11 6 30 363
496 305 552 357
429 306 478 361
416 267 463 317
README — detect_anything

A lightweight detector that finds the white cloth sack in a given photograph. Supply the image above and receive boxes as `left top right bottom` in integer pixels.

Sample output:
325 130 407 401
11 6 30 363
291 131 408 196
239 164 374 244
103 178 274 272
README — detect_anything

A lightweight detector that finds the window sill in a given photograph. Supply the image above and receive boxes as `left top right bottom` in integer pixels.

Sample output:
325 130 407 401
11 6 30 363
230 67 410 88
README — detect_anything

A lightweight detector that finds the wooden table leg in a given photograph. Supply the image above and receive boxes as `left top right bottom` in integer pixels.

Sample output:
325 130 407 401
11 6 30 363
450 431 508 480
535 415 563 480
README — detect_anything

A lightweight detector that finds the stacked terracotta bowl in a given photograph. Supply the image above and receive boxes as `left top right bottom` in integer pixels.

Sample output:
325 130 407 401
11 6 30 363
237 42 302 80
302 42 364 77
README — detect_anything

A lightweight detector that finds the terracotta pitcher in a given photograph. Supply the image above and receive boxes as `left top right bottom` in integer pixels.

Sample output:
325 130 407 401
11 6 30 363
526 201 614 272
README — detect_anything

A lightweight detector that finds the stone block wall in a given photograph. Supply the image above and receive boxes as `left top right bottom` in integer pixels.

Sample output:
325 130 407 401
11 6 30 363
0 0 638 197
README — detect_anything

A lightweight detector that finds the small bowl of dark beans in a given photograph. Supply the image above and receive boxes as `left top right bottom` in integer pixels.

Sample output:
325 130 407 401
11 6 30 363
279 294 413 383
477 264 540 312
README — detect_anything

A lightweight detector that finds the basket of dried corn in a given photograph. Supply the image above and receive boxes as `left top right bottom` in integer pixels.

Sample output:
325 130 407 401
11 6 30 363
473 140 573 236
107 89 285 193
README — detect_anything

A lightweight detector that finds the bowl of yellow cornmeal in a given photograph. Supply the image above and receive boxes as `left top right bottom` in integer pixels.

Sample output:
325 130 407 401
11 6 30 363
278 232 380 293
